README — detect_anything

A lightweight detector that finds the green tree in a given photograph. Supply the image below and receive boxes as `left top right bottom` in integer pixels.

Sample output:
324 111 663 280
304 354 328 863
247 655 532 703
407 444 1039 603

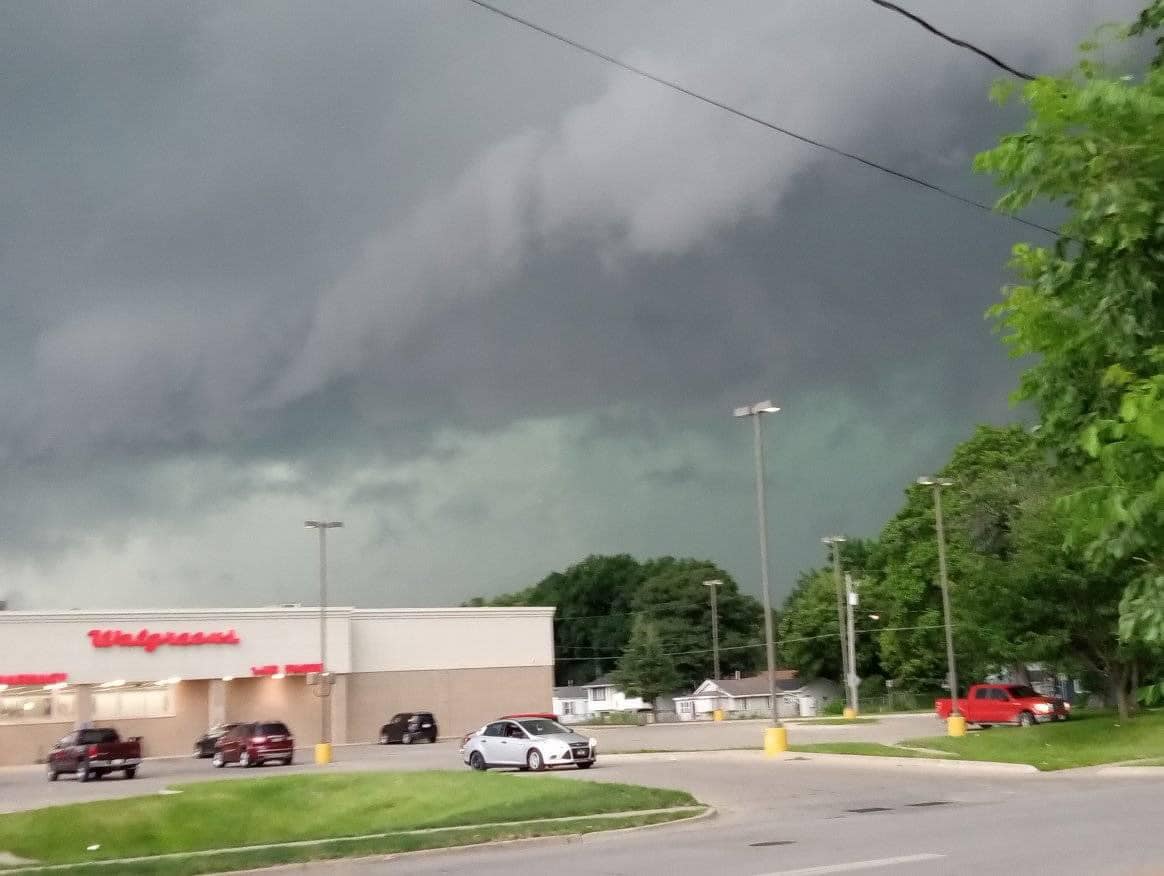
630 558 764 689
611 618 682 707
975 13 1164 644
778 540 881 683
465 553 764 687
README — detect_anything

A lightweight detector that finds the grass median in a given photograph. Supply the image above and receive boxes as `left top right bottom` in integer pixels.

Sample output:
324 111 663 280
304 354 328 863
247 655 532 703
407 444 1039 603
0 771 700 873
793 710 1164 771
903 709 1164 770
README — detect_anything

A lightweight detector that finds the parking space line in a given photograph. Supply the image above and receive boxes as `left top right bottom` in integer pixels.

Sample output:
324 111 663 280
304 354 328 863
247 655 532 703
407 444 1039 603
754 852 945 875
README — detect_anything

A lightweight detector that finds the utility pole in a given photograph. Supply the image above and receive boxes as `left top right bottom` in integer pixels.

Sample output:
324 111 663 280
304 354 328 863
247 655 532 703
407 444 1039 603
844 572 860 716
821 536 849 713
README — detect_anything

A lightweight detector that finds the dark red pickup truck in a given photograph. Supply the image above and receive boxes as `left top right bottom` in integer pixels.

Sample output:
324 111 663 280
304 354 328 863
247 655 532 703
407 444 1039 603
47 727 142 782
935 683 1071 727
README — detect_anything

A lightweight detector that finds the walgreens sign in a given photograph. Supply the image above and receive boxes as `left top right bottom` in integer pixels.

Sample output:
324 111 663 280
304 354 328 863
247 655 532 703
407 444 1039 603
88 629 241 653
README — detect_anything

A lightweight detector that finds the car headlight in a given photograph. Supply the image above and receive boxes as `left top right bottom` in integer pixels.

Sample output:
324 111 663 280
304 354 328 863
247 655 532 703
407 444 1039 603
589 737 598 751
1064 702 1072 711
1034 703 1052 713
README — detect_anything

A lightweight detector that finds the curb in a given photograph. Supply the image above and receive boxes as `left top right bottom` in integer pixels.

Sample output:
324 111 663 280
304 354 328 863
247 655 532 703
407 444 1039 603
224 806 717 874
1096 766 1164 777
778 752 1040 775
0 807 711 874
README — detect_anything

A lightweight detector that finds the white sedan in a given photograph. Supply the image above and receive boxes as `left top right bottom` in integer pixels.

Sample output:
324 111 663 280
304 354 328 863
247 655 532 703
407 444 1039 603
461 717 597 772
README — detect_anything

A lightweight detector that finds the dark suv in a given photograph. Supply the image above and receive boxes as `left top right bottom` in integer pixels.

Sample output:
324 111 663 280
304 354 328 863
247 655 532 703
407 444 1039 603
211 721 294 767
193 723 240 758
378 711 438 745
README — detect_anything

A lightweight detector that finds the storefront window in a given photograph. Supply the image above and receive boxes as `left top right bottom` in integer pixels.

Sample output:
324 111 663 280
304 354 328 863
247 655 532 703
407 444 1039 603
93 685 174 720
0 684 174 724
0 691 61 723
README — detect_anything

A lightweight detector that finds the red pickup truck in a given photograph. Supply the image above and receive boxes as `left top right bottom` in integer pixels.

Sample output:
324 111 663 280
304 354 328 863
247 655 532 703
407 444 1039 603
935 684 1070 727
47 727 143 782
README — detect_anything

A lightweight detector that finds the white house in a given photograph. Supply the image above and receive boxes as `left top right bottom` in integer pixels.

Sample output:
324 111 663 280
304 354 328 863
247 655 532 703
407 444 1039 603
582 674 651 716
551 685 589 724
673 673 841 721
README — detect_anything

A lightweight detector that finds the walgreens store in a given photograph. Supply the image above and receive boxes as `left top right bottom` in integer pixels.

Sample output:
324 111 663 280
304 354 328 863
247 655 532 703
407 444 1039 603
0 606 554 767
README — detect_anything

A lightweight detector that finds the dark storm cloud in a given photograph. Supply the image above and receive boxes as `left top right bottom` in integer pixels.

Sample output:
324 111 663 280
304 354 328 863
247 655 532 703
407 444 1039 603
0 0 1144 608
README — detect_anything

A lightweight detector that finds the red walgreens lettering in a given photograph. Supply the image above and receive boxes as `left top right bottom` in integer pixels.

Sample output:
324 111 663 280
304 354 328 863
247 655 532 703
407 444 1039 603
0 673 68 685
86 628 241 650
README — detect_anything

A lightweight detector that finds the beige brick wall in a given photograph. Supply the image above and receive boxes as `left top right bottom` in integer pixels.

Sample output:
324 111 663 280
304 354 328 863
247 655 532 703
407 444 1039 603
346 665 553 744
0 681 210 765
0 667 552 765
224 676 327 745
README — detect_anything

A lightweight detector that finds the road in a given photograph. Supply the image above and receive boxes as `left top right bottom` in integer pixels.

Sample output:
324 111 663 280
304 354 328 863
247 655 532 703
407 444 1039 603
7 716 1158 874
322 752 1164 875
0 715 939 813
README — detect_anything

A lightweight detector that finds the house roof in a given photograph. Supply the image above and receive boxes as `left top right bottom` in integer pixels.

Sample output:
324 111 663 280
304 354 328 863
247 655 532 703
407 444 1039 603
582 673 615 688
677 672 804 699
552 686 587 699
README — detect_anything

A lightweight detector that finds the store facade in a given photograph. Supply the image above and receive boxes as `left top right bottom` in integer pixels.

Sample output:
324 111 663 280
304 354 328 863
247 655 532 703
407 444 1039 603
0 606 554 767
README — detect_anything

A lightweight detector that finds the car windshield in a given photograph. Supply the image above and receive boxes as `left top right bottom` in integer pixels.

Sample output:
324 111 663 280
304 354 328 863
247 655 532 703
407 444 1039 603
1007 686 1039 698
518 719 569 736
257 723 289 735
391 713 408 723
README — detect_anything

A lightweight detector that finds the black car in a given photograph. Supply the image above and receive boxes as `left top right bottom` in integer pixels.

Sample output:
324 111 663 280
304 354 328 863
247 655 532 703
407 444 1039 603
378 711 438 744
193 723 240 758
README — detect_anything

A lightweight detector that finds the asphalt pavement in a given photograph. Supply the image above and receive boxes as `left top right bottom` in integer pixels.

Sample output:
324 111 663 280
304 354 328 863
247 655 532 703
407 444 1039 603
316 752 1164 876
0 715 940 813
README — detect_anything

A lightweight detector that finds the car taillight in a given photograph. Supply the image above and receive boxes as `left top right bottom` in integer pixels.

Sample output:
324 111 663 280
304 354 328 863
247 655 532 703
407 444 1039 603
88 745 99 757
252 736 267 744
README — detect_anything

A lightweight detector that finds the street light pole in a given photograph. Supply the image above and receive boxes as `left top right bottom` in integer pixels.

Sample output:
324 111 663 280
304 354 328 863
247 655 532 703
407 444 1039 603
702 580 721 681
918 476 964 737
305 519 343 763
821 535 850 716
733 400 785 754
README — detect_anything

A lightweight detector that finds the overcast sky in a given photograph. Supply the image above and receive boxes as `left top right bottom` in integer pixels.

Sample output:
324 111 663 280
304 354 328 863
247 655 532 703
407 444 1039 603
0 0 1143 611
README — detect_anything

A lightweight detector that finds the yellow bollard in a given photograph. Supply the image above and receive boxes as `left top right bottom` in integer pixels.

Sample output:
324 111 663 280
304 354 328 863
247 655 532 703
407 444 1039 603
842 707 857 720
763 726 788 756
314 743 333 765
713 709 724 722
947 715 967 737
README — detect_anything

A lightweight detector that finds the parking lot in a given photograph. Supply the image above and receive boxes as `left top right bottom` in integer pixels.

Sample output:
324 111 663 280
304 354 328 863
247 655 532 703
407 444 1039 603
0 715 939 814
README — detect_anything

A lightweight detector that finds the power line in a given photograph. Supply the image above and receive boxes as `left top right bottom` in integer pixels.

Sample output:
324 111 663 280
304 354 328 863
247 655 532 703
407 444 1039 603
868 0 1036 81
463 0 1057 238
554 623 949 661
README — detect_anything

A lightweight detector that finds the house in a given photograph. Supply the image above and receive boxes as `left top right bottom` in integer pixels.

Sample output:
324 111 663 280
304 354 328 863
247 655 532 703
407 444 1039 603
582 674 651 716
551 685 589 724
673 671 841 721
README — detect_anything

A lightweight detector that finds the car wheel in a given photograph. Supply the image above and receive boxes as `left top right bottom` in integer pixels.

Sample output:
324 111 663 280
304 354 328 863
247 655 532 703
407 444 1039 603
379 732 388 745
124 767 137 779
527 749 545 772
576 762 593 770
403 733 413 745
47 768 59 782
211 751 225 768
76 761 90 783
428 733 437 743
239 749 253 768
1018 711 1035 727
469 751 487 771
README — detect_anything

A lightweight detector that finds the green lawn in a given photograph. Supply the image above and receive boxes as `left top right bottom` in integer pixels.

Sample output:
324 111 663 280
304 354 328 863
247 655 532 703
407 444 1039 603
0 771 698 872
902 710 1164 771
788 742 948 758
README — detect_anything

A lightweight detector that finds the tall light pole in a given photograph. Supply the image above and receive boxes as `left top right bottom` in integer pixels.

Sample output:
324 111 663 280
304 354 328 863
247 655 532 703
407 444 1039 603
733 400 786 754
918 476 964 738
821 535 851 717
305 519 343 763
702 580 722 681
